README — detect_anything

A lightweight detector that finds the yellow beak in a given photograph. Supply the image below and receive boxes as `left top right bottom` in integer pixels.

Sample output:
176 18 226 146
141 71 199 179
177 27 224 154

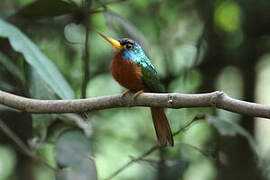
98 32 121 49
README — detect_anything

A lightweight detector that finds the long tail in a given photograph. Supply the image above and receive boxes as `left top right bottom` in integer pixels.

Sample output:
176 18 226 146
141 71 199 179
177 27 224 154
150 107 174 146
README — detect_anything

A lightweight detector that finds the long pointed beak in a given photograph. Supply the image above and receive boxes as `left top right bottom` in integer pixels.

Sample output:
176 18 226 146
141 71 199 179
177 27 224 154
98 32 121 49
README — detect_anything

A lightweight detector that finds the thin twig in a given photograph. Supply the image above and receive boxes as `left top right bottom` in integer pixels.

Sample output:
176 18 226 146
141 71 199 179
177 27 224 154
193 17 210 66
129 156 159 166
105 115 201 180
177 142 211 158
173 113 205 135
81 25 90 98
0 120 33 156
182 15 210 80
59 114 92 137
81 0 91 98
95 0 128 9
101 0 128 6
105 145 159 180
0 119 57 172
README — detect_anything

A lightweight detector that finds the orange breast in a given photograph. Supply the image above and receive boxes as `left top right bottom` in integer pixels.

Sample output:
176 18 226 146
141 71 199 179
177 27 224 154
111 53 145 91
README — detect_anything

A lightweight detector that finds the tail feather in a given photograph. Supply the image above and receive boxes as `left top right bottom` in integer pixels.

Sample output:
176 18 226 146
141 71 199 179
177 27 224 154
150 107 174 146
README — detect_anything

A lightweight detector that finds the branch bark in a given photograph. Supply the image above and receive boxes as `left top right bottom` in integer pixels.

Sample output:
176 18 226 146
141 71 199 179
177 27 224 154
0 90 270 118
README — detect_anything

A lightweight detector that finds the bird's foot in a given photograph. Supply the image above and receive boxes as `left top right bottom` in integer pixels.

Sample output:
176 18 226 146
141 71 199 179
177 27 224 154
133 90 146 98
122 89 131 97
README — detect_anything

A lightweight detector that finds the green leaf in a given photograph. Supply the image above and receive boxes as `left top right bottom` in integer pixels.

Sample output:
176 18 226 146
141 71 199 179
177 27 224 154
37 143 57 168
25 64 57 99
158 159 188 180
0 145 16 180
58 114 92 137
0 104 19 112
0 81 15 91
0 19 74 99
15 0 77 18
56 161 96 180
55 130 97 180
32 114 56 141
0 51 24 82
206 115 257 152
47 122 74 143
25 65 57 140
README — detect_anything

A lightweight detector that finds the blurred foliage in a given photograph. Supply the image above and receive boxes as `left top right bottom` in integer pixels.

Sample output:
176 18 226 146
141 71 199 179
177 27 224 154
214 1 242 33
0 0 270 179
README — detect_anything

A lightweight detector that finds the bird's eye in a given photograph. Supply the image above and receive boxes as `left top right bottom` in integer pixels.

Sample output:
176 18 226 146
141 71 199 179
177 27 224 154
125 44 133 49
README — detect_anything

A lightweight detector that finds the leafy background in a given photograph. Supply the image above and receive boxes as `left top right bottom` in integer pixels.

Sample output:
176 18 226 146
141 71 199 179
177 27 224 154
0 0 270 179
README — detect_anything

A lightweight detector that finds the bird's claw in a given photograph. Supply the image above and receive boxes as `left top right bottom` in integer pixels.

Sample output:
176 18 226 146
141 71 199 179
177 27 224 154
133 90 145 98
122 89 131 97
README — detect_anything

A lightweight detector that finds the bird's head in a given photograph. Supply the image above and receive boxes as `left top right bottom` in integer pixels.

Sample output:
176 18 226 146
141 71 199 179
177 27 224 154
98 32 145 60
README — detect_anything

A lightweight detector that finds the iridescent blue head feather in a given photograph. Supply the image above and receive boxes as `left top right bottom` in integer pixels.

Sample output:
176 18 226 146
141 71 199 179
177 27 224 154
118 38 150 65
119 38 141 56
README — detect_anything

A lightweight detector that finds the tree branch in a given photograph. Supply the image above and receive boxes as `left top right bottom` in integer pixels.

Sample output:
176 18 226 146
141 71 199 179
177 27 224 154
0 90 270 118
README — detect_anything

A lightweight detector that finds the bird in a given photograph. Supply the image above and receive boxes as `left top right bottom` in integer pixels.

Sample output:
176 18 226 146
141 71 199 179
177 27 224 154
98 32 174 146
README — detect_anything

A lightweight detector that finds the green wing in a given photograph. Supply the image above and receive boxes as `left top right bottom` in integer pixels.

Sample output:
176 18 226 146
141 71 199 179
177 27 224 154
128 47 164 92
133 57 164 93
141 65 164 92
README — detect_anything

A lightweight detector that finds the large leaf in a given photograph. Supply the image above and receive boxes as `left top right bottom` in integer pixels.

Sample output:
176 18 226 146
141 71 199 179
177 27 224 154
25 65 57 140
55 130 97 180
25 66 90 141
15 0 77 18
0 19 74 99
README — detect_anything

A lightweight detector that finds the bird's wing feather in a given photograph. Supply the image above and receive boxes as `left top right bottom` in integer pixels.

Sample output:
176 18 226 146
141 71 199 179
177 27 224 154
132 55 164 92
